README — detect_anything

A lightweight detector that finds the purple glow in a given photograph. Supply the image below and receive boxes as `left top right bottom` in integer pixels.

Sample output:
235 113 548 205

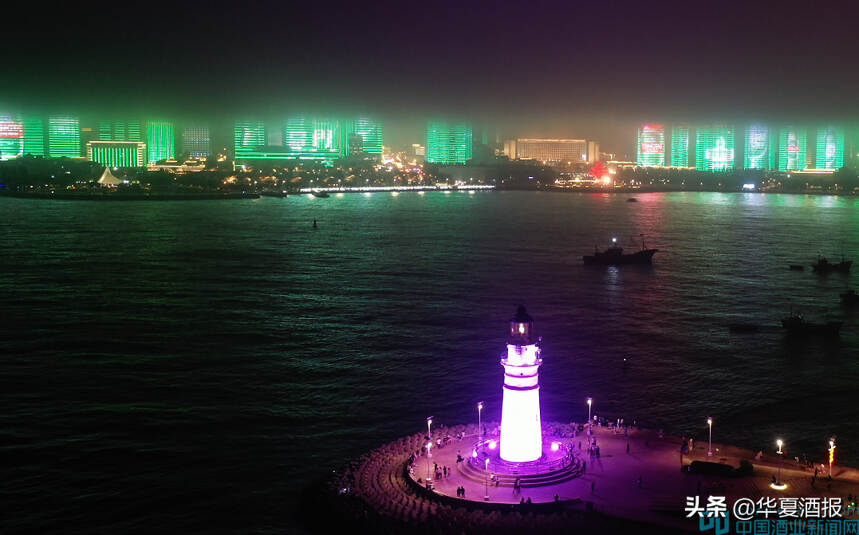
551 441 560 452
472 449 478 458
489 440 497 450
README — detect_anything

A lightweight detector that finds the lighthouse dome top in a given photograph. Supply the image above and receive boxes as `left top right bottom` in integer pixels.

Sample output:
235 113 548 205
509 305 535 344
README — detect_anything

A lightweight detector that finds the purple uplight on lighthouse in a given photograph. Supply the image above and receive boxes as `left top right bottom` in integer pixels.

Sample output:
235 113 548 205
499 305 543 462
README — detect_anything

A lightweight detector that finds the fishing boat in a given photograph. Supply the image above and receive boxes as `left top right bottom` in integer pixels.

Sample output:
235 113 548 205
583 235 658 265
311 191 330 198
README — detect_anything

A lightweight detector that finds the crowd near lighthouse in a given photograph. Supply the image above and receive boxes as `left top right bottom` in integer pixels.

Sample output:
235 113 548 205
499 305 544 463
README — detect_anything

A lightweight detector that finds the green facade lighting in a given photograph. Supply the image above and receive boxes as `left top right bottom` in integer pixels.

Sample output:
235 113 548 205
636 124 665 167
146 121 175 163
234 120 266 156
815 126 844 169
22 116 45 156
777 126 807 171
283 116 342 165
343 117 383 156
744 124 773 170
670 126 689 167
98 120 143 142
87 141 146 167
426 120 472 164
0 115 24 160
48 116 81 158
695 126 735 171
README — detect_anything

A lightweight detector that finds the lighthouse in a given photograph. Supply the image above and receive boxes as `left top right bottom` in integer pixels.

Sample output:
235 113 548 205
499 305 543 462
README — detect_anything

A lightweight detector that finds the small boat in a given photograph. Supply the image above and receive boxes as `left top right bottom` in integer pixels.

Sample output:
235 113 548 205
583 236 658 266
781 315 842 336
627 198 638 202
811 256 851 273
789 265 805 271
841 289 859 306
311 191 330 198
728 323 760 333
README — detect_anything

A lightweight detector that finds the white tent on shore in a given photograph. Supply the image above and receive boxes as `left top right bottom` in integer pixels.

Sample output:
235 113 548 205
97 167 123 187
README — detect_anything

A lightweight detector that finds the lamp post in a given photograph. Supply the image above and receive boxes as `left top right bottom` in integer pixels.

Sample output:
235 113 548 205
775 439 785 488
427 416 433 442
707 417 713 457
477 402 484 452
829 438 836 478
484 458 490 501
587 397 593 437
426 441 432 487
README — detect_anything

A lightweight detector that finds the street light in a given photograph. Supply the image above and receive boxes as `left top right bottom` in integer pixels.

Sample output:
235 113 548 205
427 416 433 443
426 441 432 487
477 402 484 453
829 438 836 478
771 439 787 490
587 397 593 437
484 458 490 501
707 417 713 457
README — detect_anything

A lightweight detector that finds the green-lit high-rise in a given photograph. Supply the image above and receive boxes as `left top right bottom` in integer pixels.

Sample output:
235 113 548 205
815 126 844 169
283 116 341 165
695 126 735 171
99 120 143 142
777 126 807 171
636 124 665 167
744 124 774 170
146 121 175 163
0 115 24 160
343 117 383 156
48 116 81 158
670 126 690 167
234 120 266 157
22 116 46 156
426 121 472 164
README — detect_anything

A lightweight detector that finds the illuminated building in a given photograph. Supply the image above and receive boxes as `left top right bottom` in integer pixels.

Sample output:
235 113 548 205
513 139 588 164
182 125 211 159
744 124 773 170
815 126 844 170
22 116 45 156
234 120 266 157
343 117 383 156
0 115 24 160
283 116 342 164
48 116 81 158
146 121 175 163
86 140 146 167
777 126 807 171
499 305 543 463
98 120 143 142
426 121 472 164
670 126 690 167
695 126 735 171
636 124 665 167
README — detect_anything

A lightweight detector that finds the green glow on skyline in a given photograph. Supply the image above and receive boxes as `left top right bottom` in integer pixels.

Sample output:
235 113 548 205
0 115 24 160
48 116 81 158
426 121 472 164
234 120 266 156
99 120 143 142
343 117 383 156
22 116 45 156
670 126 689 167
744 124 773 170
147 121 175 163
87 141 146 167
777 126 807 171
815 126 844 169
636 124 665 167
283 116 342 165
695 126 735 171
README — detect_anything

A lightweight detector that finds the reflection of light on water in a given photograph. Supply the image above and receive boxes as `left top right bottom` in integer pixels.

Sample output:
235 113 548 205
336 193 344 197
606 266 619 287
364 192 372 197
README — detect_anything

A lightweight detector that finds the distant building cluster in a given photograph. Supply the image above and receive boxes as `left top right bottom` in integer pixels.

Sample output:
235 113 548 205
636 124 850 172
502 138 599 165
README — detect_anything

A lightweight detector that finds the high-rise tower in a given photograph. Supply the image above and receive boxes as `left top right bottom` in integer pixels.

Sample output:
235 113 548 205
499 305 543 463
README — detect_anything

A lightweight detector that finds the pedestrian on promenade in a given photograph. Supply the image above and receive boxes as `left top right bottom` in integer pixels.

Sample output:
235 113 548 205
583 460 587 472
626 443 630 453
591 481 595 494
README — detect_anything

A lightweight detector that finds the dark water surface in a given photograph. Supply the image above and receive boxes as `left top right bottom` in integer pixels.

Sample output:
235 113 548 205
2 191 858 533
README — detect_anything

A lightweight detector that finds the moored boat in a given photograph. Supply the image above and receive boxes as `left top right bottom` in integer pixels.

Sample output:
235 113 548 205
583 236 658 266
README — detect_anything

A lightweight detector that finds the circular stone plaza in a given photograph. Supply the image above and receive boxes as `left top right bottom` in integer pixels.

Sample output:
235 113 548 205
311 307 859 534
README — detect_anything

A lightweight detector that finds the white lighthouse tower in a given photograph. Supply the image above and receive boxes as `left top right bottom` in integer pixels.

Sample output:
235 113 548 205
499 305 543 463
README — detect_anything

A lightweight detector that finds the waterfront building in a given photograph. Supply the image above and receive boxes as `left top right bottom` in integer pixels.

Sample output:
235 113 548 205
86 140 146 167
499 306 543 463
744 124 773 170
146 121 175 163
48 115 81 158
426 121 472 165
98 120 143 142
343 117 383 157
695 125 735 171
234 120 267 157
815 125 844 170
22 116 45 156
636 124 665 167
0 115 24 160
670 126 690 167
283 116 342 164
182 125 211 159
512 138 588 164
777 126 807 171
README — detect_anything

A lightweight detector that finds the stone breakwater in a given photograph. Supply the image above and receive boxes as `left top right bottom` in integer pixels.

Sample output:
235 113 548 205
317 422 682 535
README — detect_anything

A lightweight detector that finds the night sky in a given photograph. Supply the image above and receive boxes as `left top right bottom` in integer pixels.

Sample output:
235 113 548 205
3 0 859 150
